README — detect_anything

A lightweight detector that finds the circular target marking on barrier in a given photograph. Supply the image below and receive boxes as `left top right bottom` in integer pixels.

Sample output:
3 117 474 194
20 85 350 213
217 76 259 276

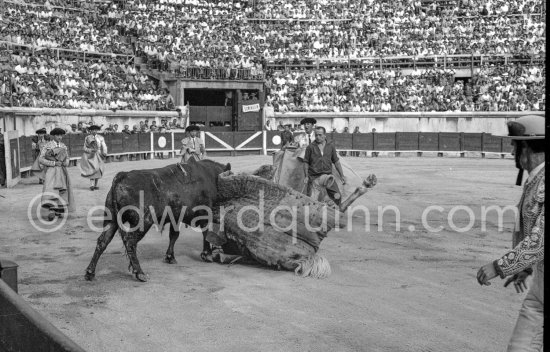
158 136 167 148
272 135 281 145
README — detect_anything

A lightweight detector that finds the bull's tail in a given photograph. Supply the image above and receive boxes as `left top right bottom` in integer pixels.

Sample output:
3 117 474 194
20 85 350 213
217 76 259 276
292 254 331 279
104 172 127 233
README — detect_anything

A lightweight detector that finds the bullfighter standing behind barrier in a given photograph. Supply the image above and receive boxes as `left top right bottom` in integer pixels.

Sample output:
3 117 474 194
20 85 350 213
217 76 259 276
294 117 316 151
476 115 545 351
80 125 108 191
39 128 75 220
31 128 49 184
180 125 205 163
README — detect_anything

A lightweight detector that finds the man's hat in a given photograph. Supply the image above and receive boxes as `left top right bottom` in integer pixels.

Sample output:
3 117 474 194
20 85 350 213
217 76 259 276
88 125 101 131
300 117 317 125
50 128 66 136
505 115 545 140
185 125 200 132
36 128 47 134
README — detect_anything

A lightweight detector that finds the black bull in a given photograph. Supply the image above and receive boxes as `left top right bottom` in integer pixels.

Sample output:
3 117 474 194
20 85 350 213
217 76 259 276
84 159 231 282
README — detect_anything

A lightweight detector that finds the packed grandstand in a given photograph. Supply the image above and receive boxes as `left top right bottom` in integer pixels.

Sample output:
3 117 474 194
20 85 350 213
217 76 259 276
0 0 545 112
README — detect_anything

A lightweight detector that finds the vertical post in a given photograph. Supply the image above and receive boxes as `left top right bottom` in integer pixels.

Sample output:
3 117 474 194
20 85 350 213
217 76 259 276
262 130 267 156
200 131 206 157
150 132 154 159
171 131 175 158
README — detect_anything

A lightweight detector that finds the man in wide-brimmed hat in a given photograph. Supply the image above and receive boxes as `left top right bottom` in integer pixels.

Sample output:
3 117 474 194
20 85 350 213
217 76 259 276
80 125 108 191
179 125 205 163
476 115 545 351
39 128 75 220
31 128 48 184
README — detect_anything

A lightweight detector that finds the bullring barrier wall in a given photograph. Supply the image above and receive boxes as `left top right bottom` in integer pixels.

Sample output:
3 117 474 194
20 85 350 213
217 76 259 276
267 111 544 136
0 107 184 137
0 279 86 352
11 130 514 173
1 108 544 137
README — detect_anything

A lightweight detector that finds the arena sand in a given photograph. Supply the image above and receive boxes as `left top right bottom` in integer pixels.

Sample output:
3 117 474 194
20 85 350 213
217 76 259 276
0 155 525 352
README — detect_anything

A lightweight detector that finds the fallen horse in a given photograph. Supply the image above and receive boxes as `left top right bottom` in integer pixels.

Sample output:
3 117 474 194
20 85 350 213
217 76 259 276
207 172 377 278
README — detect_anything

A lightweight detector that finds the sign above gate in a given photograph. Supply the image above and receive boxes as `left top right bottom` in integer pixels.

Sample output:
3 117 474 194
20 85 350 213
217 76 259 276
242 104 260 113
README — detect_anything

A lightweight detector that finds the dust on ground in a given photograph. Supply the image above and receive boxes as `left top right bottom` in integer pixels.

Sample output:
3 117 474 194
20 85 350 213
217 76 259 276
0 155 525 352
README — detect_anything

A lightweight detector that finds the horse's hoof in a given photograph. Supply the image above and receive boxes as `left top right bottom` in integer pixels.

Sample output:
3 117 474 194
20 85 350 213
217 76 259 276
135 273 148 282
84 271 95 281
200 251 213 263
163 256 177 264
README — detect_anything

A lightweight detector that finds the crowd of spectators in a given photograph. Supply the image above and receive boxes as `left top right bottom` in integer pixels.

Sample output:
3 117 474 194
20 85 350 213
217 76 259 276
0 0 545 112
250 0 545 60
114 0 545 70
1 0 545 62
64 118 184 135
266 63 545 112
0 48 175 110
115 0 264 78
0 0 131 54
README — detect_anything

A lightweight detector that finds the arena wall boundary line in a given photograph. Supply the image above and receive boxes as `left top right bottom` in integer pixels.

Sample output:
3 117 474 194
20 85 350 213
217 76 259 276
0 279 87 352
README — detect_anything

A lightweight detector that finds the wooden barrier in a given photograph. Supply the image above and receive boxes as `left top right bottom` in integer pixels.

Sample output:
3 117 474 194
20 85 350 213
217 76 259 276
233 131 263 155
373 133 396 151
419 133 439 151
266 130 283 150
67 134 86 159
0 279 86 352
463 133 483 152
396 132 419 151
108 134 124 154
152 132 173 152
352 133 374 151
15 131 512 157
439 133 462 151
204 131 234 156
331 132 353 150
10 131 513 182
19 136 33 169
482 133 503 153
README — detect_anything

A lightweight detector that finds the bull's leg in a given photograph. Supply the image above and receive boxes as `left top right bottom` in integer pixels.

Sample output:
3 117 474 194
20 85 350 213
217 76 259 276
200 229 213 262
338 174 377 213
85 221 119 281
122 231 148 282
163 224 179 264
199 220 217 262
120 218 151 282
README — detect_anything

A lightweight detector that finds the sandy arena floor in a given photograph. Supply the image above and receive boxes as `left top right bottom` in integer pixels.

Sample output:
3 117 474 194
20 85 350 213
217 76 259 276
0 155 526 352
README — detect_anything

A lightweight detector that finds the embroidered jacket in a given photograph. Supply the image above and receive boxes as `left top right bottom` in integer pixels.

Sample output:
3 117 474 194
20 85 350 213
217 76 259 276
495 165 545 278
84 134 108 156
32 137 47 151
38 140 70 167
180 136 205 156
293 131 315 148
